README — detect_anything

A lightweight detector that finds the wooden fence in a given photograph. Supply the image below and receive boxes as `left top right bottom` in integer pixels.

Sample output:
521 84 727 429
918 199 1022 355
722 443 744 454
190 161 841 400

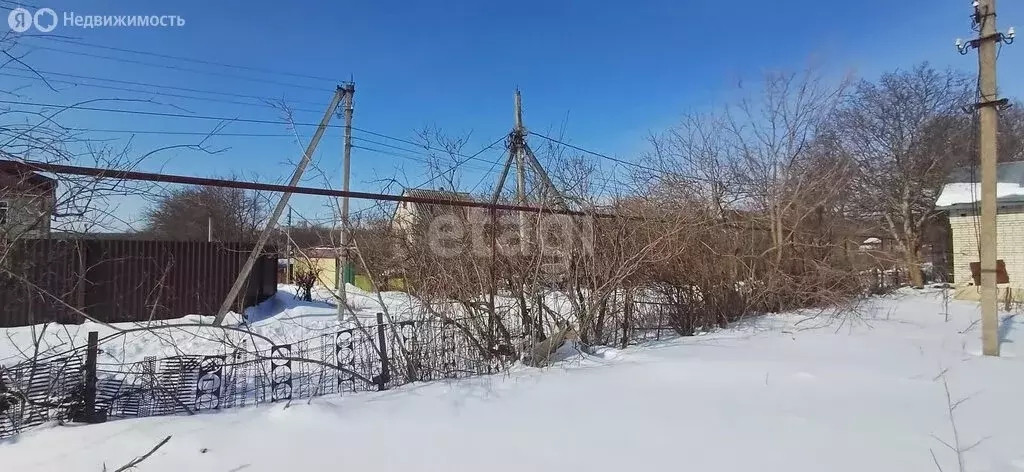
0 239 277 327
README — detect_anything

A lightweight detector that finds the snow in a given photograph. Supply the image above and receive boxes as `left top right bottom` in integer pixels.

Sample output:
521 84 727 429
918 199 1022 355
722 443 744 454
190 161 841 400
0 284 421 366
935 182 1024 207
859 237 882 250
4 289 1024 472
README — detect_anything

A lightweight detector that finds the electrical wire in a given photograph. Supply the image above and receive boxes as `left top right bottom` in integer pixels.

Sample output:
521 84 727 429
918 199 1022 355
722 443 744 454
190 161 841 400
1 66 329 107
529 131 727 185
409 135 507 190
22 35 341 83
0 98 380 140
62 127 293 138
19 43 335 92
0 0 41 10
0 70 326 114
350 144 500 174
1 99 511 165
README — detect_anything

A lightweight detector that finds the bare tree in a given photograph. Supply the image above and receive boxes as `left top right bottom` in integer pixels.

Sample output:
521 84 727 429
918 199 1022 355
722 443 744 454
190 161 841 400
143 184 269 242
997 100 1024 162
835 63 973 287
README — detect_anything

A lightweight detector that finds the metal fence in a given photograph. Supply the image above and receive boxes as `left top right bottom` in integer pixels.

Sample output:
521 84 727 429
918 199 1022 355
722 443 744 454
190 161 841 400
0 313 508 438
0 301 683 439
0 239 278 327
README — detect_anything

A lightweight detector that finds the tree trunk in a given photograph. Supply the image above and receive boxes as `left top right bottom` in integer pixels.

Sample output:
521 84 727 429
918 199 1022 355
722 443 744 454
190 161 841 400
905 249 924 288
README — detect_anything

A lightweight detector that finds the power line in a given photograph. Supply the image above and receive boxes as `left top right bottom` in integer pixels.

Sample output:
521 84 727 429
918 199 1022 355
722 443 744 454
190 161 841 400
1 99 509 164
17 160 623 219
48 127 504 173
529 131 726 185
51 125 507 180
410 135 508 190
2 66 329 107
352 137 429 156
63 127 293 138
0 0 41 10
20 43 336 92
352 144 502 175
0 98 350 130
23 35 341 83
0 70 326 114
351 135 504 168
529 132 660 175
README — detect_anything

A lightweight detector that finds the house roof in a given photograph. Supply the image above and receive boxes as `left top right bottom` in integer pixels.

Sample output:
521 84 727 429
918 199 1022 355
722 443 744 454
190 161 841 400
936 162 1024 209
302 246 345 259
0 160 57 192
402 188 473 202
391 188 477 225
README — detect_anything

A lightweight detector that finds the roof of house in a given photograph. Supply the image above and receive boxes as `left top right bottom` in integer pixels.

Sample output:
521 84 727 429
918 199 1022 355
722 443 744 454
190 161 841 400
402 188 473 202
302 247 344 259
392 188 477 224
935 162 1024 209
0 160 57 192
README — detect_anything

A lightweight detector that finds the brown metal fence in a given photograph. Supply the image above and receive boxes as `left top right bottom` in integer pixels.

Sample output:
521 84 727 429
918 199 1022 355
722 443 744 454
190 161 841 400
0 240 277 327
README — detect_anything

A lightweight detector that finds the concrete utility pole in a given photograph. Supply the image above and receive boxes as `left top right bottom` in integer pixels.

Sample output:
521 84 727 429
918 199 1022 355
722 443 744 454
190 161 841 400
213 87 346 325
285 206 293 285
957 0 1016 356
514 90 528 245
207 215 212 242
977 0 1002 357
338 82 355 322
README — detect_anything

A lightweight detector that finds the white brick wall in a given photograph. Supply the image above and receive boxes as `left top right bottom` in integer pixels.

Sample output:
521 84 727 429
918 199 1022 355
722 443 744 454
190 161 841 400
948 204 1024 291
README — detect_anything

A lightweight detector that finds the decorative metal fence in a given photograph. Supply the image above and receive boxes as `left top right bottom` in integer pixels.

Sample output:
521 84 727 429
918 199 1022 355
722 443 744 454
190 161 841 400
0 313 515 439
0 300 685 440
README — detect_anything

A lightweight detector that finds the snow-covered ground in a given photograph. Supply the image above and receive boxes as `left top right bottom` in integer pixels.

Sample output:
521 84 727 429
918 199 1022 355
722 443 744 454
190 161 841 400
0 284 420 365
3 288 1023 472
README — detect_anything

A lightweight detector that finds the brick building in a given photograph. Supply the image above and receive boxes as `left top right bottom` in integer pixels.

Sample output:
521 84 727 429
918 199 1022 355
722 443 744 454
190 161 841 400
937 162 1024 302
0 160 56 239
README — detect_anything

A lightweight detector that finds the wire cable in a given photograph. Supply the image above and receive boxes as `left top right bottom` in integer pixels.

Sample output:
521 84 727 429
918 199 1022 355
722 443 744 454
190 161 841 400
1 66 329 107
0 70 326 114
408 135 508 190
22 35 341 83
529 131 724 184
20 43 336 92
1 99 509 164
352 144 502 175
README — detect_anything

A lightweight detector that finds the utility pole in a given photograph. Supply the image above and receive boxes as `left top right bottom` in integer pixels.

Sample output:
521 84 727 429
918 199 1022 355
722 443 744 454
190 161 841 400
338 82 355 322
207 215 212 242
957 0 1015 356
213 87 345 325
514 89 528 247
286 206 293 284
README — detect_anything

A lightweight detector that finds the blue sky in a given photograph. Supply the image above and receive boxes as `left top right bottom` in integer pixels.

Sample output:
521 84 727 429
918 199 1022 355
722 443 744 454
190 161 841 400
2 0 1022 228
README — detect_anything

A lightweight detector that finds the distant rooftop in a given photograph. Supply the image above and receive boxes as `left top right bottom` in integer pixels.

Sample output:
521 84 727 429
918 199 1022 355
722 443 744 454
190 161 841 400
402 188 473 202
0 160 57 192
935 162 1024 209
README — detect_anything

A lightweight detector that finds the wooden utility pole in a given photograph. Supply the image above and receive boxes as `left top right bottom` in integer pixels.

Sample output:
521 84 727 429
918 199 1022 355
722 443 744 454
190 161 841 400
959 0 1013 356
338 82 355 322
213 87 345 325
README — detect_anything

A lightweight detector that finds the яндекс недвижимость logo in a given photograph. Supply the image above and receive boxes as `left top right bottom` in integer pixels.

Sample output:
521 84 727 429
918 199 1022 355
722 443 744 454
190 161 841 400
7 7 184 32
8 7 57 33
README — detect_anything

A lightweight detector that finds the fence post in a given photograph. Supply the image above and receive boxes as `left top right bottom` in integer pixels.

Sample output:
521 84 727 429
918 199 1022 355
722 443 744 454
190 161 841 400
375 313 390 391
657 307 664 341
77 331 106 423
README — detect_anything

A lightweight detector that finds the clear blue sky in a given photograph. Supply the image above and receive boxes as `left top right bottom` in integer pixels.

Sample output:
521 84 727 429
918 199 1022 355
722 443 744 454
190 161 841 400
2 0 1022 228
